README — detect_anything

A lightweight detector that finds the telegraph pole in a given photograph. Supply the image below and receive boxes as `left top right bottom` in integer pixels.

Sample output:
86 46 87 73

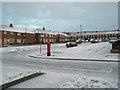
113 25 115 30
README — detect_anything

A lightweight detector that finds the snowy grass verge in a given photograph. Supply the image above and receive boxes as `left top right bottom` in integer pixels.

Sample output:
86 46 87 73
0 43 66 53
1 71 44 89
1 71 43 85
59 75 119 88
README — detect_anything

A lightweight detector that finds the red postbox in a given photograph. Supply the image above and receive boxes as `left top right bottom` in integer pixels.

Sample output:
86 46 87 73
47 43 51 56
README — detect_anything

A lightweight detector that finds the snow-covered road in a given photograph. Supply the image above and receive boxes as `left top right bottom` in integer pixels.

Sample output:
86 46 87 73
1 43 119 88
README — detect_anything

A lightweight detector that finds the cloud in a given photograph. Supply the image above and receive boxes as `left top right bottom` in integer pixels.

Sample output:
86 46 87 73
2 2 118 31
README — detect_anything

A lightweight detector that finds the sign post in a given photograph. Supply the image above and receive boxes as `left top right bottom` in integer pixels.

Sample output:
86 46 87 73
40 40 41 53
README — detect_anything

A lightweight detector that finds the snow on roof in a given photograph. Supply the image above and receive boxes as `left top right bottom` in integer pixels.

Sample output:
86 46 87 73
0 25 34 34
34 28 69 36
34 28 56 35
70 30 120 36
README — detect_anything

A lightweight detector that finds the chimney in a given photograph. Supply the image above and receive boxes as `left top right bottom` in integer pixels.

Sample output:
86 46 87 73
9 23 13 28
43 27 45 30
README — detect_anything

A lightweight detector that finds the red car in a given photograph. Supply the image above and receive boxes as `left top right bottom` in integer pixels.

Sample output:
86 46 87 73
66 42 77 48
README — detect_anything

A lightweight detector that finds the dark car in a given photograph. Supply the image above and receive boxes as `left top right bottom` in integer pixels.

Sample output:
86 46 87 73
90 39 99 43
76 39 83 44
109 39 117 43
66 42 77 48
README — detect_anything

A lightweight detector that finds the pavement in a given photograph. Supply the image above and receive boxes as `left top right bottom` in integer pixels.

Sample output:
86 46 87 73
28 53 119 62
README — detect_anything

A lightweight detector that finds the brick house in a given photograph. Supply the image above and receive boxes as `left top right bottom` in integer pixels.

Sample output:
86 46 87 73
66 30 120 41
34 29 57 44
0 25 35 46
56 32 70 43
111 40 120 53
34 28 70 44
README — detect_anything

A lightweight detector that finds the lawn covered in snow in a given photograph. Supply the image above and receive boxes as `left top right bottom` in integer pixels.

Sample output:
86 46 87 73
0 43 65 53
2 71 41 85
54 42 118 60
1 63 41 85
29 42 119 61
59 75 118 88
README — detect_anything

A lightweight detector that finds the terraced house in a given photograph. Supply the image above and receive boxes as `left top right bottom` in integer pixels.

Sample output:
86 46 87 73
34 28 70 44
66 30 120 41
0 25 34 46
0 25 70 46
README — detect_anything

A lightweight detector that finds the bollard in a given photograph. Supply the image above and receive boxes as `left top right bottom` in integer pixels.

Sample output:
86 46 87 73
47 43 51 56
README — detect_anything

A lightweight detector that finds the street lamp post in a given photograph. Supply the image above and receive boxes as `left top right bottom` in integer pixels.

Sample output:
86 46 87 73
113 25 116 39
80 25 82 39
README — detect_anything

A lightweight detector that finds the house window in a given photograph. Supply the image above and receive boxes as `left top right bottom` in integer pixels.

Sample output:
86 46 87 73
10 32 14 35
41 34 44 37
4 31 7 34
23 39 25 43
17 39 21 43
43 39 45 42
0 38 2 45
10 38 15 43
17 33 21 36
4 38 8 45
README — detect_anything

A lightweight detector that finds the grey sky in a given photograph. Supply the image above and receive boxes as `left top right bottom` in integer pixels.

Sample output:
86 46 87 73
2 2 118 32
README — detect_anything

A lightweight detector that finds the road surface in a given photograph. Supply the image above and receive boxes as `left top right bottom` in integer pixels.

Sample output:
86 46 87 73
1 45 119 88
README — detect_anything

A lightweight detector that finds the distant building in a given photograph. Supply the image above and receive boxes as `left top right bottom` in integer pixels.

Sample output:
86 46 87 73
64 30 120 41
1 24 119 46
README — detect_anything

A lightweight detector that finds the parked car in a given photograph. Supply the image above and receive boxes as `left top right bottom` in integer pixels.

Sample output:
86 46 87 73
81 40 85 43
98 39 102 42
109 39 117 43
90 39 99 43
66 42 77 48
76 39 83 44
85 40 89 42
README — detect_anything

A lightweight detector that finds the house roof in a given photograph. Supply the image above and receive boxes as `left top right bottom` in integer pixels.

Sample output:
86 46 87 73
33 28 69 37
0 25 34 34
0 25 70 37
70 30 120 36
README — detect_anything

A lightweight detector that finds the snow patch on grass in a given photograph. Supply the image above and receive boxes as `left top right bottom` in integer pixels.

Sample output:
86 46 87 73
29 42 119 61
0 43 65 53
59 75 118 88
1 71 41 85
